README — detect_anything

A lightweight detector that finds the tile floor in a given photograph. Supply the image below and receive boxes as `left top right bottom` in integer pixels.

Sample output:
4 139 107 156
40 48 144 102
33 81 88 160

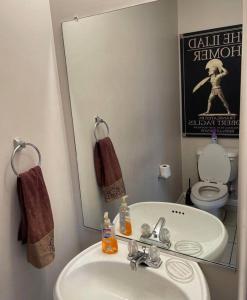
215 205 237 267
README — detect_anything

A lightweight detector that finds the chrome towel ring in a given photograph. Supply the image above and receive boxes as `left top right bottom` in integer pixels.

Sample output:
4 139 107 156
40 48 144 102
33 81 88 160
94 116 110 141
11 138 41 176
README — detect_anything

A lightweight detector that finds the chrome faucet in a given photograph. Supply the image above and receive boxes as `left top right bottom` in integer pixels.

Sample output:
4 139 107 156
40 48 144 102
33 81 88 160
129 248 148 271
152 217 166 239
140 217 171 250
127 241 162 271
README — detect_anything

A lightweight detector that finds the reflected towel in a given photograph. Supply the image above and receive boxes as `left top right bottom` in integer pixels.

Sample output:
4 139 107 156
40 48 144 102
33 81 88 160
17 166 55 268
94 137 126 202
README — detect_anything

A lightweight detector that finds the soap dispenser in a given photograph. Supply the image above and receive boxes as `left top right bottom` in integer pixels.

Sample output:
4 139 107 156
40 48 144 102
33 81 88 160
102 212 118 254
119 195 132 236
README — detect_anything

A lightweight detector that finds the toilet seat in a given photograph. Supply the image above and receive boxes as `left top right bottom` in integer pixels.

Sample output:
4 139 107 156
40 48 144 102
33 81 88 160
191 182 228 202
198 143 231 184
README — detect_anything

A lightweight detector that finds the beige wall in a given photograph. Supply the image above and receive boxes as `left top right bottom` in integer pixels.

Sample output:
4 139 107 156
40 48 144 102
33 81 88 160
0 0 83 299
178 0 242 191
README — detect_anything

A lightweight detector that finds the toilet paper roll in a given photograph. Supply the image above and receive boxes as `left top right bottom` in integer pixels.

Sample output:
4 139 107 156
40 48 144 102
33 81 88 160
159 164 171 179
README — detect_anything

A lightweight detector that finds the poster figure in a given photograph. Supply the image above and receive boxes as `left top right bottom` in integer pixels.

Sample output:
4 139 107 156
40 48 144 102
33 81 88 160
193 59 232 115
180 25 242 137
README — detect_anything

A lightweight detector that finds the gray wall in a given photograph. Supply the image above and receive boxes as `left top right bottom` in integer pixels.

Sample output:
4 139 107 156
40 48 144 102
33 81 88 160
62 1 182 229
177 0 241 299
49 0 239 299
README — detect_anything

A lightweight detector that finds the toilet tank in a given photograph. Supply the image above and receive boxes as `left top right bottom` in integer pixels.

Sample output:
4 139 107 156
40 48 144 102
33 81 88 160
197 147 238 182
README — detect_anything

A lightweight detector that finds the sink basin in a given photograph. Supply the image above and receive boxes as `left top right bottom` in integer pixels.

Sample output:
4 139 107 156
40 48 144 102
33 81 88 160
114 202 228 261
54 241 210 300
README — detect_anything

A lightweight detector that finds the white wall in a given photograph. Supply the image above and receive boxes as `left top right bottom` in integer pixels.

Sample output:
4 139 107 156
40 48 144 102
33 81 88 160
62 1 182 229
0 0 82 299
178 0 242 191
238 0 247 298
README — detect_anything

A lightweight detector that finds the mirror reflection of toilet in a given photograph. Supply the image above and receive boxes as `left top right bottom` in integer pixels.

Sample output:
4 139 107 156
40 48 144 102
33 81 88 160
191 143 238 219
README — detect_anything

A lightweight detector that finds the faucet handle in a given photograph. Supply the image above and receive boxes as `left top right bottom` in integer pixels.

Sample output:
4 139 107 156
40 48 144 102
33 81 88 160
141 223 151 238
148 245 160 262
141 245 147 253
159 227 170 243
128 240 139 257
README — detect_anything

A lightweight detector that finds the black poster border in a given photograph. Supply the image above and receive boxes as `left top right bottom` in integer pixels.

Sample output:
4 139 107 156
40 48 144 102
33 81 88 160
180 25 242 138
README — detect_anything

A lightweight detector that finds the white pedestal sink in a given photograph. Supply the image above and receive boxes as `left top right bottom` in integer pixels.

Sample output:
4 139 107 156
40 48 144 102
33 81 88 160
114 202 228 261
54 241 210 300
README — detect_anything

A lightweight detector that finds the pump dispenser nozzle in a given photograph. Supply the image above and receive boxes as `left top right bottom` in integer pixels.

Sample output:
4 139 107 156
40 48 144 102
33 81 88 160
121 195 128 206
104 211 111 227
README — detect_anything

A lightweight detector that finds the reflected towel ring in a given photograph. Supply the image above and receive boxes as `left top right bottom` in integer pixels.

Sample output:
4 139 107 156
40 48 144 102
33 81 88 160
11 138 41 176
94 116 110 141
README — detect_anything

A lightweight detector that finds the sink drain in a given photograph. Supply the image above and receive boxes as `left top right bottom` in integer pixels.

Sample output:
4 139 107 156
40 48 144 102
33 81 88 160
166 258 194 283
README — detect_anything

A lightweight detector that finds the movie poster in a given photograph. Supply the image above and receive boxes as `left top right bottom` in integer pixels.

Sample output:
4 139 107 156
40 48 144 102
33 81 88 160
180 25 242 137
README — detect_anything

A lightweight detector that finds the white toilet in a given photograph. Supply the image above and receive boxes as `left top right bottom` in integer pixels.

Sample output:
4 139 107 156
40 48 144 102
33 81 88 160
191 143 238 218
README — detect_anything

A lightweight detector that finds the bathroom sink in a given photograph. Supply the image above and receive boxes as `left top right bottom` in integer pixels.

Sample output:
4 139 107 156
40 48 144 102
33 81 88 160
54 241 210 300
114 202 228 261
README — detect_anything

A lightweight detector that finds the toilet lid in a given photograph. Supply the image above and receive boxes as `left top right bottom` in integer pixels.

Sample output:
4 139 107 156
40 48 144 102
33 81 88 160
198 144 231 184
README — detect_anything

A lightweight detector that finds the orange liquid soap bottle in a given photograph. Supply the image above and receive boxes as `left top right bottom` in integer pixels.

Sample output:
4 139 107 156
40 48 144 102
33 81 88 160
102 212 118 254
119 195 132 236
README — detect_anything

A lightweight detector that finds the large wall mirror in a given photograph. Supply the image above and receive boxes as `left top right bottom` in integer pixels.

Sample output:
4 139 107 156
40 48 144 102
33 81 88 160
62 0 241 269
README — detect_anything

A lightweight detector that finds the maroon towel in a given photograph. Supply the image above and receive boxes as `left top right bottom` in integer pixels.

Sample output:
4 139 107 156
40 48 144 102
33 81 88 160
94 137 126 202
17 166 55 268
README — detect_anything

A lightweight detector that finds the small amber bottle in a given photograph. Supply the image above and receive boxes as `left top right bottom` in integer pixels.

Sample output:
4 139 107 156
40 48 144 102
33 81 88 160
102 212 118 254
